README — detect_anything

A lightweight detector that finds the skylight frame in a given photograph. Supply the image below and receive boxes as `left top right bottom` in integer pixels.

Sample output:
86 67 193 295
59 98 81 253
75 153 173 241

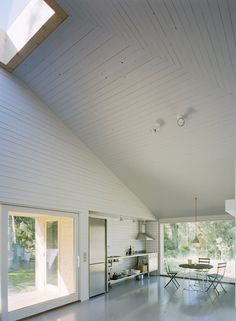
0 0 68 72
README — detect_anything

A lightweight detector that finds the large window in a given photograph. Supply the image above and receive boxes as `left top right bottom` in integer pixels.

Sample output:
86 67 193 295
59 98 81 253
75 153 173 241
6 209 76 313
8 216 36 297
161 219 235 282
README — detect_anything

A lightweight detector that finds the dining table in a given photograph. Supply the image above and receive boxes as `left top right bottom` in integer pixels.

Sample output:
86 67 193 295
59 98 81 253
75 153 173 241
179 263 213 270
179 263 213 291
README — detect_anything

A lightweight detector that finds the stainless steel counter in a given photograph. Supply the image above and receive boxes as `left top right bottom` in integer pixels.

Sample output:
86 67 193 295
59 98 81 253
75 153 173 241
107 252 158 288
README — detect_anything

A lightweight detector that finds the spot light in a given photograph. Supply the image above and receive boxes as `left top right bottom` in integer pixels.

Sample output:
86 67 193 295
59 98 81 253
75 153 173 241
151 123 161 135
177 114 185 127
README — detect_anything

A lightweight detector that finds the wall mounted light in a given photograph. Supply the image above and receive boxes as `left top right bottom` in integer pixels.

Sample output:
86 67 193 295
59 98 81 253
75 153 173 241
177 114 185 127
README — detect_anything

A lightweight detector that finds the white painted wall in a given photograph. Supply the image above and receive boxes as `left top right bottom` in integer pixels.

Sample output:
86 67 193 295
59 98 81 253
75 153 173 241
107 219 144 257
107 218 145 274
0 69 154 217
145 221 158 253
107 220 159 257
0 69 154 302
107 219 158 274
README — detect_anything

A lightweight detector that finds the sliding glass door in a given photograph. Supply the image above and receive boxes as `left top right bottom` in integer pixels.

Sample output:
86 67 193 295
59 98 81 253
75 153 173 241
0 205 79 321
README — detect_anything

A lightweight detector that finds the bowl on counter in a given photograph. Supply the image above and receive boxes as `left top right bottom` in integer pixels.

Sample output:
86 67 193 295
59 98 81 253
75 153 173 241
130 269 140 275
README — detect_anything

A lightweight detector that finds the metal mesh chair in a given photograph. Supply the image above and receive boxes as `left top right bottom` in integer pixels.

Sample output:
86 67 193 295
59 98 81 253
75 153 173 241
193 257 211 288
198 258 210 264
206 262 227 294
195 258 211 279
164 261 180 289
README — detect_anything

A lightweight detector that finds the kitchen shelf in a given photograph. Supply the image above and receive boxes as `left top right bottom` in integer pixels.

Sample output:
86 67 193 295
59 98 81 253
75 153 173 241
110 272 147 285
107 252 156 261
107 252 158 289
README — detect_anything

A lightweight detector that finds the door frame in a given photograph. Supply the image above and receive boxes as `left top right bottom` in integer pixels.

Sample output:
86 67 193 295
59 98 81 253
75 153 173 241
0 204 79 321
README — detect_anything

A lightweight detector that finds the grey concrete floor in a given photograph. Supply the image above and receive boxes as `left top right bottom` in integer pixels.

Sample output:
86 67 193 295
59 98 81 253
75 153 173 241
24 276 235 321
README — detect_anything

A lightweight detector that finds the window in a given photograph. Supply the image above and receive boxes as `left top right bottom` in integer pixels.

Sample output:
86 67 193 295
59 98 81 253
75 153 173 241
160 219 235 282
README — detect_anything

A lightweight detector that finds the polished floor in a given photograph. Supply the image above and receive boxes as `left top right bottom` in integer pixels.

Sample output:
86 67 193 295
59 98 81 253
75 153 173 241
24 277 235 321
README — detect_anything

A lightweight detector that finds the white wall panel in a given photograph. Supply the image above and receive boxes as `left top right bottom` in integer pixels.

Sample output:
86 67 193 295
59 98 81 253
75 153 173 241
0 69 153 220
145 221 158 254
107 218 145 273
107 219 144 257
107 219 158 273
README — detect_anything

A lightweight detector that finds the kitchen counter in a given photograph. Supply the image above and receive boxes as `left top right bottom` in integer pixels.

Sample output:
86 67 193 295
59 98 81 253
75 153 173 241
107 252 158 288
107 252 157 260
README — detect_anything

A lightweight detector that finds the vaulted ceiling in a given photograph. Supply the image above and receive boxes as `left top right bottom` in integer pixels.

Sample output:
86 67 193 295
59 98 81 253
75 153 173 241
14 0 236 219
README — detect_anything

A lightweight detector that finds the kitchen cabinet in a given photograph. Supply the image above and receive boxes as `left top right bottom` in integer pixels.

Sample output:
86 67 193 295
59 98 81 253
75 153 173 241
107 253 158 287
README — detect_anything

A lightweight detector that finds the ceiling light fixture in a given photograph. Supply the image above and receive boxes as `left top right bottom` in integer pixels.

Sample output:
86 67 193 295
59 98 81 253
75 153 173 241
177 114 185 127
192 197 200 244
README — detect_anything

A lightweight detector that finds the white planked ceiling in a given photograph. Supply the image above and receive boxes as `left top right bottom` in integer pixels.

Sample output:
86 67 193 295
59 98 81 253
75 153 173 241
15 0 236 219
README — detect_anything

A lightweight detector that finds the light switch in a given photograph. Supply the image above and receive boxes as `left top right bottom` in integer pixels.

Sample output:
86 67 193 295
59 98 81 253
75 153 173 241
83 252 87 262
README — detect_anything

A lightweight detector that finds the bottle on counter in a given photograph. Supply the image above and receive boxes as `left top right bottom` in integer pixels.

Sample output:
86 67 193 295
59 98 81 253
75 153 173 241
132 246 135 255
128 245 132 255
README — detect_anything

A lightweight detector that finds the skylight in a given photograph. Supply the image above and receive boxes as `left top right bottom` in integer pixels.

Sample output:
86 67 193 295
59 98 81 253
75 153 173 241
0 0 32 30
0 0 68 72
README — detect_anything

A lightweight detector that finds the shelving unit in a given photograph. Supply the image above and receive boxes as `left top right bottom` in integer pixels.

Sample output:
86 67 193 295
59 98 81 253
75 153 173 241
107 253 157 287
109 272 147 285
108 253 151 260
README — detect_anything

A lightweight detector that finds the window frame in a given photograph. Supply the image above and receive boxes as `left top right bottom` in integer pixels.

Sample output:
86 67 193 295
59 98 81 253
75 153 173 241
159 214 234 275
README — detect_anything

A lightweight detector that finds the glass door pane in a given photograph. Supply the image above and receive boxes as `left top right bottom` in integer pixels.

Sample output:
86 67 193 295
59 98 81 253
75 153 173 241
8 216 36 295
7 210 75 313
46 221 58 286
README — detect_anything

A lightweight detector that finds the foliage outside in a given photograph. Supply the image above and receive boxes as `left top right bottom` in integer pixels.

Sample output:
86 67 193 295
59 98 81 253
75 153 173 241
163 220 235 280
9 216 35 253
8 216 36 294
